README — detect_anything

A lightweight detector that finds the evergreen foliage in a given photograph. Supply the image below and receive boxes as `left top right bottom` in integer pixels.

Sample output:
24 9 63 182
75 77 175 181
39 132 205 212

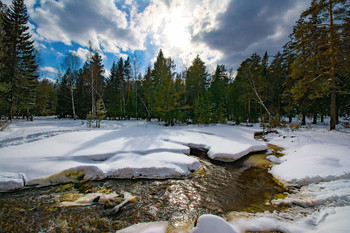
0 0 38 120
0 0 349 129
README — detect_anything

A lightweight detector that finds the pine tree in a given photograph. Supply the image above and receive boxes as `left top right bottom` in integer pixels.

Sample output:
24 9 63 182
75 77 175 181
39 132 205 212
235 54 271 123
0 1 9 114
281 40 297 123
209 64 229 123
35 79 57 116
56 73 71 118
267 52 286 118
140 66 152 120
186 55 209 123
116 58 126 118
151 49 176 123
105 61 118 118
292 0 349 129
75 53 105 119
124 57 132 118
2 0 38 120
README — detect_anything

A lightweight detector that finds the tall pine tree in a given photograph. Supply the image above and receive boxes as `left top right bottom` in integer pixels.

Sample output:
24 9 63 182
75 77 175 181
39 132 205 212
186 55 209 123
1 0 38 120
292 0 349 129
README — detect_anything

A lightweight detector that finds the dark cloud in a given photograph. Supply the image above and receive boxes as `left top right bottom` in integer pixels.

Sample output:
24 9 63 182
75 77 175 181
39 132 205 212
198 0 310 69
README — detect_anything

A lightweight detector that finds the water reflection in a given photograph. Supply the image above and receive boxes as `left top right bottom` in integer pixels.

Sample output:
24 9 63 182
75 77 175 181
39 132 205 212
0 147 286 231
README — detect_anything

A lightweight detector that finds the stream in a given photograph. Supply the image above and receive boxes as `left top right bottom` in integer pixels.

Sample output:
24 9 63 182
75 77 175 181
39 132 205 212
0 143 287 232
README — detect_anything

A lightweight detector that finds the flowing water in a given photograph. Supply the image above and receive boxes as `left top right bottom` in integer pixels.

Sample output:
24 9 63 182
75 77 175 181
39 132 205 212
0 143 287 232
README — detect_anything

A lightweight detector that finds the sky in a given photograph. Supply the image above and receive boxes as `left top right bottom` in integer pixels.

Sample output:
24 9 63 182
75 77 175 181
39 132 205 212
3 0 311 81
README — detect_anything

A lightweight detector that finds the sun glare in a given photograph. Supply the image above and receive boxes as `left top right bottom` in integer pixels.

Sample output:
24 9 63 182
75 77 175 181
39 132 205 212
164 10 190 49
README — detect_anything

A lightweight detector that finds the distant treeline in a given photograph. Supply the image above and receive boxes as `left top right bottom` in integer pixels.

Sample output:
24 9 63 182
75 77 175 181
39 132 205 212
1 0 349 130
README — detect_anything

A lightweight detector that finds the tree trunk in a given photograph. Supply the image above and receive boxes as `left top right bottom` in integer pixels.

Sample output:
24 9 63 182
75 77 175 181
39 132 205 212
8 105 13 121
301 112 306 125
289 114 292 124
313 111 317 124
70 88 76 120
329 0 337 130
330 88 336 130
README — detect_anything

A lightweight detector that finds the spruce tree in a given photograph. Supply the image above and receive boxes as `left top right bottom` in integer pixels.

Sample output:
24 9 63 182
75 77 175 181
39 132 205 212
116 58 125 118
209 64 229 123
35 79 57 116
124 57 132 118
151 49 175 123
2 0 38 120
89 52 105 115
56 73 71 118
140 66 152 120
0 1 9 114
267 52 286 118
186 55 209 123
105 61 118 118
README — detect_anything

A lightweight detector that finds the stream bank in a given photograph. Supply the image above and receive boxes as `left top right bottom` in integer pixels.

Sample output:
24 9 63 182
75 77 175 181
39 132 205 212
0 140 288 232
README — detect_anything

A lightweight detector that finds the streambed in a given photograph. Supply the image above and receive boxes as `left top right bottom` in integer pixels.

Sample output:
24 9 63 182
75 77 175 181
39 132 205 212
0 144 287 232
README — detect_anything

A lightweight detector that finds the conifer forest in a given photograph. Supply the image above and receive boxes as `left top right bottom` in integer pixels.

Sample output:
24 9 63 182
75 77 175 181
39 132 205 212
0 0 349 130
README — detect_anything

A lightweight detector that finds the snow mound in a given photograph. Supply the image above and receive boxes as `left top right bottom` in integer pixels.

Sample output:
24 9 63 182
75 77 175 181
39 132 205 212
192 214 238 233
270 143 350 186
0 172 26 192
0 120 266 192
272 179 350 208
265 155 282 164
25 152 201 187
168 126 267 162
116 221 168 233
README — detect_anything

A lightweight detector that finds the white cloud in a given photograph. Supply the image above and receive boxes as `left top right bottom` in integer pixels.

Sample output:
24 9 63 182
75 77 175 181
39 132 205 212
69 47 107 63
136 0 230 71
69 48 90 62
40 66 58 74
103 69 111 78
30 0 143 58
27 0 229 72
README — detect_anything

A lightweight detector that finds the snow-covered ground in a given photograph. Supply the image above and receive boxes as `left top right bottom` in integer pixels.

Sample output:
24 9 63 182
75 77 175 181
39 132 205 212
118 123 350 233
0 117 266 192
2 118 350 232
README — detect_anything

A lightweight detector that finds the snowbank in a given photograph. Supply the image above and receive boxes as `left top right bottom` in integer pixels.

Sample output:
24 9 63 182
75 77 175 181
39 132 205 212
116 124 350 233
0 119 266 191
266 127 350 186
192 214 237 233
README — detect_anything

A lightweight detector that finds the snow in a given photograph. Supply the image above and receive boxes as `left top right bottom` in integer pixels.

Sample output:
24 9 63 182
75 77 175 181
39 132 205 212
315 206 350 232
116 221 168 233
0 117 266 192
192 214 237 233
115 123 350 233
265 155 282 164
4 118 349 232
266 126 350 186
